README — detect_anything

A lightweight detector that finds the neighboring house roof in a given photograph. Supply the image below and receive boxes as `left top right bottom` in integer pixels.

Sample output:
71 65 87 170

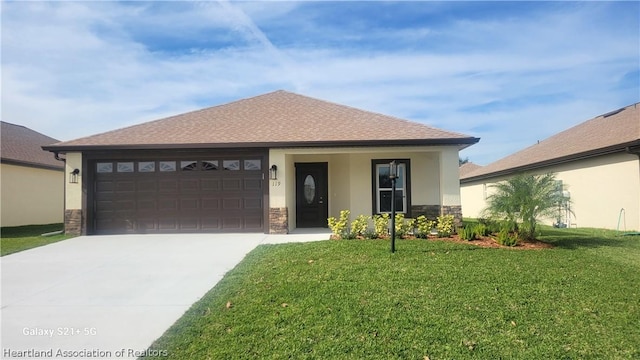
44 90 479 152
461 102 640 182
459 162 482 178
1 121 63 170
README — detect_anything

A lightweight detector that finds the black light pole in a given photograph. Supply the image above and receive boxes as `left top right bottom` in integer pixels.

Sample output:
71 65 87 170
389 161 398 253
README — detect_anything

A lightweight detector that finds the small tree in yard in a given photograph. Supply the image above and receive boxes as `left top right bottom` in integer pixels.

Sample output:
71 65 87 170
482 173 570 241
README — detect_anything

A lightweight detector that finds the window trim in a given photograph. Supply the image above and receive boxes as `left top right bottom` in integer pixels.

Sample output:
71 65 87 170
371 159 411 216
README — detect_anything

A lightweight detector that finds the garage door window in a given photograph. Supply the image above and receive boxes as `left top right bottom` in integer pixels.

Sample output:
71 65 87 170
138 162 155 172
244 159 261 170
181 161 197 171
97 163 113 173
117 162 134 173
223 160 240 171
159 161 176 172
202 160 218 170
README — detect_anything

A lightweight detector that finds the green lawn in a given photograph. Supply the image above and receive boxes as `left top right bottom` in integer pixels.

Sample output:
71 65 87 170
145 228 640 359
1 223 74 256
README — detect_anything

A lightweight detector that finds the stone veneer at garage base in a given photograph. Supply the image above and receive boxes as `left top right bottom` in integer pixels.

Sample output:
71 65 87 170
64 209 83 235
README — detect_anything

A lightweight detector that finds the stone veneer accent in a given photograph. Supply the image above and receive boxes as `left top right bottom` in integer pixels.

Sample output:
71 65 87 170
442 205 463 227
269 207 289 234
411 205 463 227
65 209 83 235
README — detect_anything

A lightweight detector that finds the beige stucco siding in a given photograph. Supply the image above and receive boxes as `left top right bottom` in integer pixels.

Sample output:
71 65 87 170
270 146 460 232
64 152 83 210
1 163 64 226
460 152 640 230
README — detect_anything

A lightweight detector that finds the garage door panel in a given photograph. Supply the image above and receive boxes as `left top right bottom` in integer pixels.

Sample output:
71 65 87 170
202 198 220 210
159 180 179 192
93 154 265 234
223 198 242 210
137 180 157 192
180 179 200 192
244 198 262 209
158 198 178 211
201 179 221 191
222 178 241 191
116 181 136 192
244 178 262 191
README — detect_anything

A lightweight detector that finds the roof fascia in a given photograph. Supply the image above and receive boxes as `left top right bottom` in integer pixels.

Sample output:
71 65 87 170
460 140 640 183
0 158 64 171
43 137 480 153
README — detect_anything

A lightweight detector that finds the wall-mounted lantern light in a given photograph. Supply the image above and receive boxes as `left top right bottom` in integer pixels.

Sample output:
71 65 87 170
70 168 80 184
269 165 278 180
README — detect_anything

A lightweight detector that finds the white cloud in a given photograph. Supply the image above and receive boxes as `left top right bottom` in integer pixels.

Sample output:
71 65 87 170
1 1 637 165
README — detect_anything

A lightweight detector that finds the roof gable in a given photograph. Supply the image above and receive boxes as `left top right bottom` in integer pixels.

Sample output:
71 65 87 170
1 122 63 169
45 90 478 151
462 103 640 181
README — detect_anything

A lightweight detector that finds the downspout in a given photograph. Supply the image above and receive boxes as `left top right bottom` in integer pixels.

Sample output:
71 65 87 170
53 151 67 233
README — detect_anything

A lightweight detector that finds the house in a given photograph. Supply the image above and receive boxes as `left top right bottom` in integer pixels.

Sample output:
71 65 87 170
1 122 64 227
43 90 479 235
460 103 640 231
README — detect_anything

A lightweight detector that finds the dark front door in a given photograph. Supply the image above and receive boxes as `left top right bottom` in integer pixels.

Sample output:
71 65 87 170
296 162 328 227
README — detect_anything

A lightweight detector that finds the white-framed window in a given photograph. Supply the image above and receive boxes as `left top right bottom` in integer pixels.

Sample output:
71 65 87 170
374 161 409 214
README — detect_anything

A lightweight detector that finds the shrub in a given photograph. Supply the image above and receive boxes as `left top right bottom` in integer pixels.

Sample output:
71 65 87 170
415 215 435 239
373 213 389 239
436 214 455 237
363 229 378 240
473 223 490 237
393 213 414 238
350 215 370 238
495 227 518 246
460 225 476 241
328 210 350 239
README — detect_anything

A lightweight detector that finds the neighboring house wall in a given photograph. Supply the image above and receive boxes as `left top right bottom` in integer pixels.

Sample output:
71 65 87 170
270 146 462 233
461 152 640 231
1 163 64 227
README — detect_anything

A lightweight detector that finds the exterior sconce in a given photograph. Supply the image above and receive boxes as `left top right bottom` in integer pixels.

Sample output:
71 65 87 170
70 168 80 184
389 161 398 253
269 165 278 180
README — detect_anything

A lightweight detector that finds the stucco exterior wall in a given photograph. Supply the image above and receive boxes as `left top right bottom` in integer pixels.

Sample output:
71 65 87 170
1 163 64 227
270 146 461 232
460 152 640 231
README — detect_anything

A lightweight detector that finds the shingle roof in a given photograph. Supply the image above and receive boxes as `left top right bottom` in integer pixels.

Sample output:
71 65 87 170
1 121 63 170
461 102 640 182
45 90 478 151
459 162 482 178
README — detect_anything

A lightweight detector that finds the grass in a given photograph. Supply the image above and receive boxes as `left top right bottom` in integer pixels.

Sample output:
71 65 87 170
1 223 74 256
145 228 640 359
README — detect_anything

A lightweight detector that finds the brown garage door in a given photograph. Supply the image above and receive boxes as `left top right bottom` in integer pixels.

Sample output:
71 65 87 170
91 156 265 234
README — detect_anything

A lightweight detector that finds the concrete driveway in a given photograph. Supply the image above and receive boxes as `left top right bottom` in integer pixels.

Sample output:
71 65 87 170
1 232 328 359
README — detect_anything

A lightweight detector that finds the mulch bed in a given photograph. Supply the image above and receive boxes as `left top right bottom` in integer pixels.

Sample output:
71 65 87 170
332 234 553 249
429 234 553 249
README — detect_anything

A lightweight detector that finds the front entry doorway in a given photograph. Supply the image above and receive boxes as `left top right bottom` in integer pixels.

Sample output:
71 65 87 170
295 162 328 228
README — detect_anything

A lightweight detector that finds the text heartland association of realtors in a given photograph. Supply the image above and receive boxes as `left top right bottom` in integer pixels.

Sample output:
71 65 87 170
2 348 168 358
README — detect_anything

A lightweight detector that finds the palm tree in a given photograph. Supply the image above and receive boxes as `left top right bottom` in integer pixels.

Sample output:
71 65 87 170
482 173 570 240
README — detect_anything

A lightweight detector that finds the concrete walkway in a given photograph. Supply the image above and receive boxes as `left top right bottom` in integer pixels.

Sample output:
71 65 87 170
1 231 329 359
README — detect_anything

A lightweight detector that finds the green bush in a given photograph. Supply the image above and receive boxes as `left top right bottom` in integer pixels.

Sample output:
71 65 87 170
415 215 435 238
373 213 389 239
436 214 455 237
473 223 490 237
350 215 370 238
328 210 350 239
496 227 518 246
363 229 378 240
393 213 415 238
460 225 476 241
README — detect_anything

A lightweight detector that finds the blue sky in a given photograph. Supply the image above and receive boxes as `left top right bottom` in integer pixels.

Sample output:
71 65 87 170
2 1 638 165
